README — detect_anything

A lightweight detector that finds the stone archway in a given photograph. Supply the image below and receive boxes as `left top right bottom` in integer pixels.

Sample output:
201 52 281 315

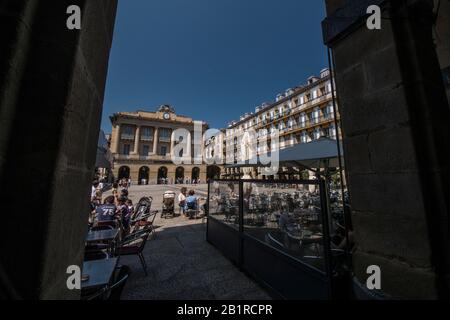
192 167 200 181
138 166 149 185
207 165 221 180
157 166 168 184
175 167 185 184
118 166 130 180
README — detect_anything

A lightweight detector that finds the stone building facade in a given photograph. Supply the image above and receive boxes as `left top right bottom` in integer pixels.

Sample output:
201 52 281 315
110 105 209 184
220 69 340 179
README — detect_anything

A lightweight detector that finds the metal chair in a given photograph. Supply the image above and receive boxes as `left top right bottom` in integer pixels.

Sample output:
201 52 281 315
81 286 109 301
131 209 158 236
81 265 131 301
117 228 152 276
107 265 131 300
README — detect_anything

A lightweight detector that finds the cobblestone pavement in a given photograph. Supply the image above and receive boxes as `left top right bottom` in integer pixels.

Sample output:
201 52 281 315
111 185 271 300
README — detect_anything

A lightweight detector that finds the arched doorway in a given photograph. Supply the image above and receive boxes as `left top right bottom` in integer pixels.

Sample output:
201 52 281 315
158 166 168 184
138 166 149 185
192 167 200 182
118 166 130 180
207 165 221 180
175 167 185 184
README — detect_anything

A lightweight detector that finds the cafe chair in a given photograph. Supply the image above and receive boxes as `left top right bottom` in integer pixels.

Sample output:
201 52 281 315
107 265 131 300
117 228 152 276
131 210 158 236
81 286 108 301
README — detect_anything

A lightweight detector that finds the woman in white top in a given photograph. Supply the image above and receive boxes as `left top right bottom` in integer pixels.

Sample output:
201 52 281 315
178 187 187 215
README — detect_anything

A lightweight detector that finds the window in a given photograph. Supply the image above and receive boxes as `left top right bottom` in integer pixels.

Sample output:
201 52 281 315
159 128 171 142
160 146 167 156
314 128 322 140
122 125 133 135
306 94 311 102
121 125 135 140
301 131 308 143
123 144 131 155
329 124 337 139
323 105 334 119
312 108 320 123
141 127 153 140
299 113 307 127
160 128 170 138
142 145 150 156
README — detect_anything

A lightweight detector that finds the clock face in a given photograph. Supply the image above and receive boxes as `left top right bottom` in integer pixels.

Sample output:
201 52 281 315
163 113 170 120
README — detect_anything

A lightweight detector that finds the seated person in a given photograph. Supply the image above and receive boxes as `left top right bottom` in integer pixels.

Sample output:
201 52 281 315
120 188 129 198
95 195 117 223
185 190 199 217
278 212 297 233
117 196 132 233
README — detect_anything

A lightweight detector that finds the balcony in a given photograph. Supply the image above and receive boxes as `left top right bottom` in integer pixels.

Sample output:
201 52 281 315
159 137 171 143
140 136 154 142
154 154 171 161
115 154 133 160
279 115 336 136
121 134 135 140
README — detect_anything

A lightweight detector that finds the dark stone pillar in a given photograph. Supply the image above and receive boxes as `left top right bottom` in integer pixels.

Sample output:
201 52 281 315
435 0 450 104
0 0 117 299
323 0 450 299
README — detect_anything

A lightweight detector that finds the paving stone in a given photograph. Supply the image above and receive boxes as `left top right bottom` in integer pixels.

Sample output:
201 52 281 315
120 185 272 300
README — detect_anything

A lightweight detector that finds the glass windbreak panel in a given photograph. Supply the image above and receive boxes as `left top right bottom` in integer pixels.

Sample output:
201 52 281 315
329 172 351 274
208 181 240 230
243 182 325 271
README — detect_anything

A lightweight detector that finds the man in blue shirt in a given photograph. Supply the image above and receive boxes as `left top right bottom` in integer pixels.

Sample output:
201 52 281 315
185 190 199 219
95 195 117 222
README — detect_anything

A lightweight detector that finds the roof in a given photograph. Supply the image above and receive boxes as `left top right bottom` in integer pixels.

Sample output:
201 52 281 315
226 137 343 171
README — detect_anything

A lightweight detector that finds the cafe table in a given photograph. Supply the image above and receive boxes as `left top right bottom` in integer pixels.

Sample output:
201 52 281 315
81 257 118 290
86 228 119 243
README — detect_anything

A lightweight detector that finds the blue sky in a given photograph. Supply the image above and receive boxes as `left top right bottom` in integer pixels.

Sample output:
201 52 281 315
101 0 328 133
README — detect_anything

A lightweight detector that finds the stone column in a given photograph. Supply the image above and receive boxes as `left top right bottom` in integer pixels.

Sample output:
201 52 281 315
170 130 176 157
323 0 450 299
0 0 118 299
133 125 141 155
186 132 192 162
435 0 450 105
153 127 159 155
112 123 121 154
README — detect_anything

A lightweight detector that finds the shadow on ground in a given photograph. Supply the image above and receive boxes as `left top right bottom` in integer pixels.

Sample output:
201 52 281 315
120 221 272 300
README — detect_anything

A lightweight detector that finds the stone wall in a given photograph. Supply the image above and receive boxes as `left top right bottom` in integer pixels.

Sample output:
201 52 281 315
0 0 117 299
435 0 450 104
324 0 450 299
